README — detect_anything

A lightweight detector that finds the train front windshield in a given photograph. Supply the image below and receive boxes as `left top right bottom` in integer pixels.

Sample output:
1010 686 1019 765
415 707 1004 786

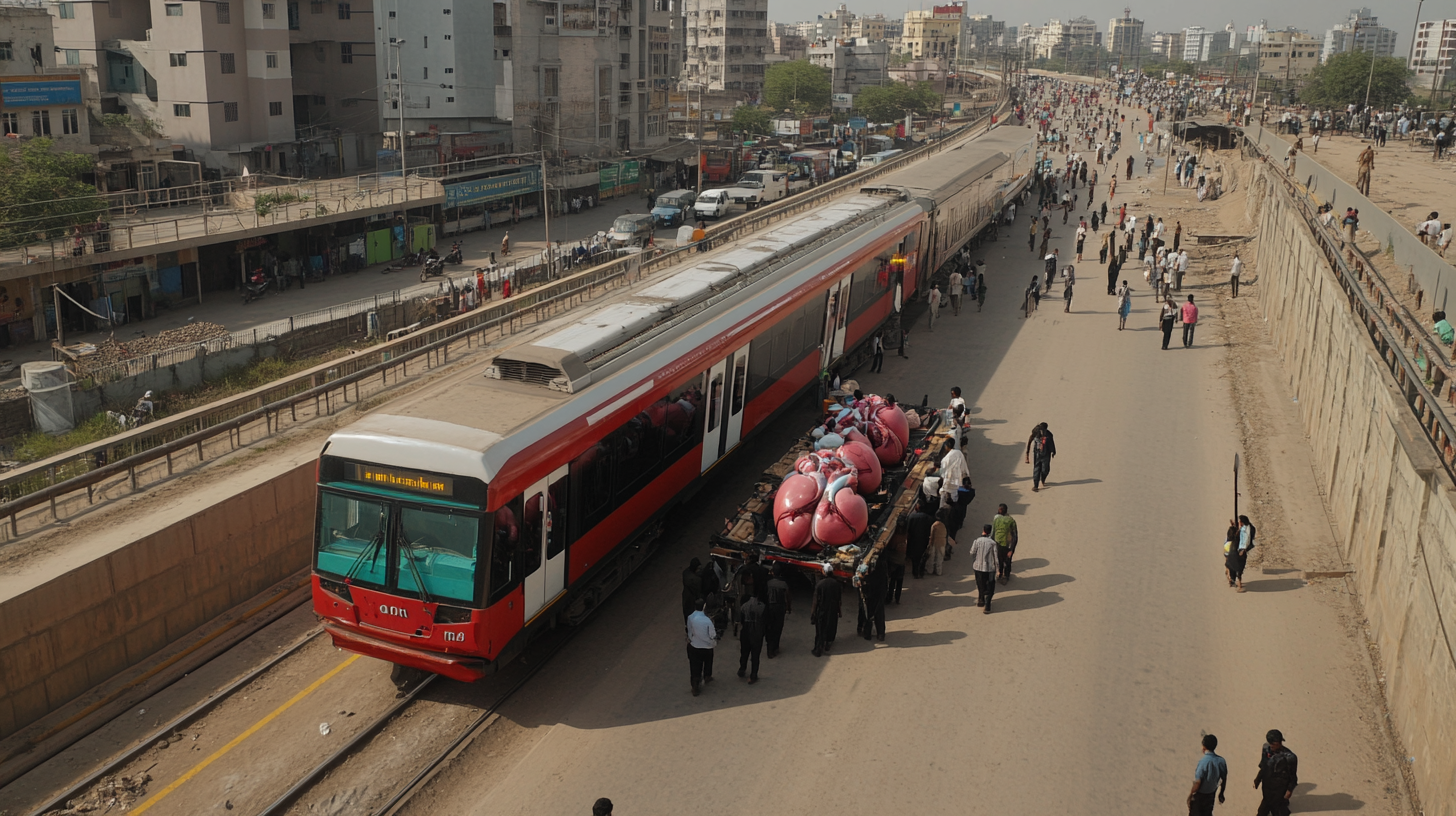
314 458 489 606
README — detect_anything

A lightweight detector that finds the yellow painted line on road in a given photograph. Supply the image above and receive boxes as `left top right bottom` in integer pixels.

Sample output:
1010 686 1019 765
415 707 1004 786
130 654 361 815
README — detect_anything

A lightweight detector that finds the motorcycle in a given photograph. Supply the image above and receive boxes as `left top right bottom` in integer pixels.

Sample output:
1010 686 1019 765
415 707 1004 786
242 269 270 304
420 255 446 281
444 243 463 264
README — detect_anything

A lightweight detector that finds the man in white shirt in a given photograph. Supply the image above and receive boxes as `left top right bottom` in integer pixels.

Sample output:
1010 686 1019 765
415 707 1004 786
968 525 1000 612
938 440 970 507
1176 250 1190 291
948 269 963 316
1419 214 1442 245
685 598 717 696
1230 253 1243 298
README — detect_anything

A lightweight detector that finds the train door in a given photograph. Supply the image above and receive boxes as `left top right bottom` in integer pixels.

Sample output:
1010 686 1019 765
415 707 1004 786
699 355 727 473
720 344 750 457
820 276 851 370
521 465 569 622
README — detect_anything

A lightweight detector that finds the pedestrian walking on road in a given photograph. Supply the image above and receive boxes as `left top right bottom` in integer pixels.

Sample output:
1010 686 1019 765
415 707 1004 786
1173 221 1182 253
501 232 511 256
991 503 1018 584
1160 297 1178 350
885 516 908 603
855 558 888 641
810 563 842 656
1230 253 1243 298
685 598 716 696
976 272 987 311
948 270 963 315
1223 519 1247 591
1062 265 1075 312
927 284 942 331
870 330 885 373
764 566 790 657
927 508 949 576
593 797 614 816
1188 734 1229 816
906 500 932 578
1253 730 1298 816
1176 249 1189 291
737 593 765 683
1181 295 1199 348
1026 422 1056 490
1126 154 1134 180
1116 281 1133 330
969 525 999 612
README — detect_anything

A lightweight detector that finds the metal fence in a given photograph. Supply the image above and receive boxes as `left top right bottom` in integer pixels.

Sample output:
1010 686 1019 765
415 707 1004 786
0 96 1012 539
1250 140 1456 478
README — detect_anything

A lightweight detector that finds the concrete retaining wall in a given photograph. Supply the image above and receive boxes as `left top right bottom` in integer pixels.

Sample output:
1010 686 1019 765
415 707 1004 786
1254 167 1456 815
0 463 315 738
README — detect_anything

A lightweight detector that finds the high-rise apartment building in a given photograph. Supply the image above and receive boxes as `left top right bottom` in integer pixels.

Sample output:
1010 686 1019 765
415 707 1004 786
1180 26 1208 63
1106 10 1143 61
1031 17 1096 61
1322 8 1397 62
1411 19 1456 89
683 0 771 98
808 37 888 96
1259 29 1322 84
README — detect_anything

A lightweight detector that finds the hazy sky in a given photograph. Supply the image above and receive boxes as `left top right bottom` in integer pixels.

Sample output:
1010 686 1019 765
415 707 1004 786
771 0 1456 55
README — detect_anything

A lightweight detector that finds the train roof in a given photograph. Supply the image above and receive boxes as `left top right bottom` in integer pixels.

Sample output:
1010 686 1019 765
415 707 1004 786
873 125 1035 197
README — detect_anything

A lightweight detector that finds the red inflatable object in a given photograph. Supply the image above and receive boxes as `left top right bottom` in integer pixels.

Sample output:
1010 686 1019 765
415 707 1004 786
774 473 821 550
837 441 882 494
812 486 870 546
872 422 905 466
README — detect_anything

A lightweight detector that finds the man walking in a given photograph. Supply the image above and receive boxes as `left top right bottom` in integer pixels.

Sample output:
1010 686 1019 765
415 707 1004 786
1160 297 1179 350
1176 249 1189 291
927 284 941 332
948 269 963 316
763 566 790 658
856 558 888 642
1181 294 1199 348
969 524 999 613
685 598 716 696
991 503 1018 584
810 563 842 657
1188 734 1228 816
870 330 885 373
1025 422 1056 491
737 592 766 684
906 501 933 579
1253 730 1298 816
1230 253 1242 297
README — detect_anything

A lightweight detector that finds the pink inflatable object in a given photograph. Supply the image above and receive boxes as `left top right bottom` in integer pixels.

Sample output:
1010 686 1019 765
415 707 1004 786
873 423 905 466
837 441 882 495
812 483 870 546
875 404 911 448
774 473 821 550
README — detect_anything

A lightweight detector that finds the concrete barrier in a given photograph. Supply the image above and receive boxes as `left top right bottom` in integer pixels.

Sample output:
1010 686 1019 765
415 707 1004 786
1253 163 1456 815
0 462 314 738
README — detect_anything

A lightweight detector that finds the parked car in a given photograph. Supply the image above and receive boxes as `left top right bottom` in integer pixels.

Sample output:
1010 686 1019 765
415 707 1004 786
650 189 698 227
608 213 657 248
726 170 790 208
693 188 739 220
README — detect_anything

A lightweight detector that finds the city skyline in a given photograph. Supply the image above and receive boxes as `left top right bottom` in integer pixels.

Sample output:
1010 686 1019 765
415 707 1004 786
771 0 1456 57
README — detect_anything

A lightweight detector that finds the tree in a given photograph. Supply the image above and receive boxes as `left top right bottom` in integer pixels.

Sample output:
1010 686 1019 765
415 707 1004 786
1300 51 1412 110
0 138 106 248
855 82 942 122
731 105 772 137
1167 59 1196 77
764 61 831 114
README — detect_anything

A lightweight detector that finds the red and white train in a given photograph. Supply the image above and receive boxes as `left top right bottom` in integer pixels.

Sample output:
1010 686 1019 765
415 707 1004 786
311 125 1037 682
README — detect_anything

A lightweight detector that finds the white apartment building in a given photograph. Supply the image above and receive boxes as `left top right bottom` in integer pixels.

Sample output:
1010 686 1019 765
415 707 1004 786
1180 26 1208 63
1411 18 1456 90
1106 11 1142 61
1322 8 1397 63
0 5 93 154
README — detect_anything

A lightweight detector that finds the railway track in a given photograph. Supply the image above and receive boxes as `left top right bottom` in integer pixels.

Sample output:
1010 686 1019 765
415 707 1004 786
262 626 581 816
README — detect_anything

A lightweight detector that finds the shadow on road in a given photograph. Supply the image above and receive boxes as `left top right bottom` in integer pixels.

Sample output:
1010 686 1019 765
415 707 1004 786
1242 577 1305 593
1292 783 1364 811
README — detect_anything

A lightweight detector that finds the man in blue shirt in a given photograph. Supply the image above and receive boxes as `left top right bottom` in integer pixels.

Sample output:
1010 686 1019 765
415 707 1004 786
685 598 717 696
1188 733 1228 816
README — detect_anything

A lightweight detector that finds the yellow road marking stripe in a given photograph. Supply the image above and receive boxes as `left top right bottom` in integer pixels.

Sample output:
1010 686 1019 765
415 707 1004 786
130 654 361 815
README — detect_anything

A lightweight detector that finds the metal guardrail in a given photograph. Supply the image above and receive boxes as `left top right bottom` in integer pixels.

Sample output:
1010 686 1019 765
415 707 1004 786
1252 143 1456 477
0 95 1012 538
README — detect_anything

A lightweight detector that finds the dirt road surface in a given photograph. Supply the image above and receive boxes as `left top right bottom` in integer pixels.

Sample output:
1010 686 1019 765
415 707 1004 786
386 136 1414 815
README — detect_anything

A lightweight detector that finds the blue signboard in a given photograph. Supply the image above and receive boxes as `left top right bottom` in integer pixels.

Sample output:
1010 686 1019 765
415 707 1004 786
444 167 541 208
848 117 868 131
1 79 82 106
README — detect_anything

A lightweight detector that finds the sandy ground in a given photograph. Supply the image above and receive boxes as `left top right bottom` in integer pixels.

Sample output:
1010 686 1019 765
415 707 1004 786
380 133 1415 815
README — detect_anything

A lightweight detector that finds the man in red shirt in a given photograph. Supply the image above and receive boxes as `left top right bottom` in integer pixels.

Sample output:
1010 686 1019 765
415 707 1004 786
1181 295 1199 348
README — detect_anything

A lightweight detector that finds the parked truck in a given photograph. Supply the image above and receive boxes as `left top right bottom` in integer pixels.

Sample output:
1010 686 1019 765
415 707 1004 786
725 169 790 209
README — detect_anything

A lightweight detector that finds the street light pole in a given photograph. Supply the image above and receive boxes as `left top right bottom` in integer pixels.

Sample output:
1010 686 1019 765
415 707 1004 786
390 39 408 202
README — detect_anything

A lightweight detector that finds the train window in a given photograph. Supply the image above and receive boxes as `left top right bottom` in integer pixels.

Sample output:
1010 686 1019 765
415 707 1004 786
489 494 524 603
395 506 479 604
574 442 612 526
546 471 569 559
705 373 723 432
663 382 702 457
730 356 746 414
316 492 389 589
769 328 787 374
613 412 660 497
747 335 772 396
789 313 804 358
